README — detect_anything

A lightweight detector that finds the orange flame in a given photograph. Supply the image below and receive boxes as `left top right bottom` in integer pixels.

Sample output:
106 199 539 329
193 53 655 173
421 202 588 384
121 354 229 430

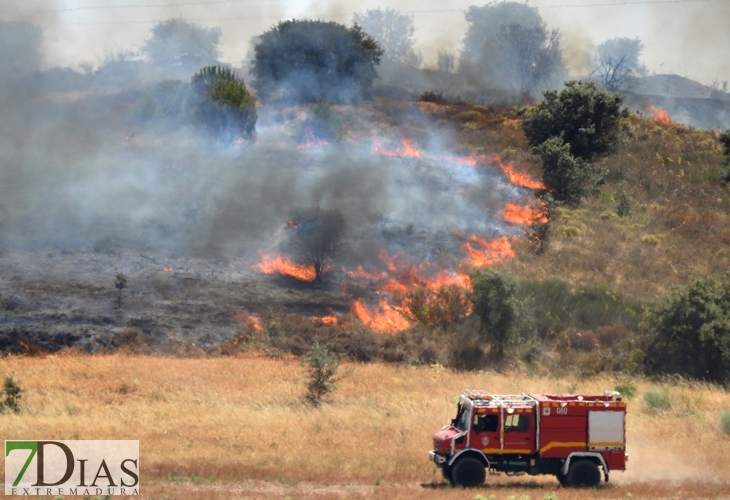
297 125 328 149
316 315 339 326
500 203 548 225
491 155 545 190
234 312 262 331
251 250 317 282
374 137 422 158
461 235 515 267
19 341 29 353
648 105 673 125
352 298 411 334
163 268 173 273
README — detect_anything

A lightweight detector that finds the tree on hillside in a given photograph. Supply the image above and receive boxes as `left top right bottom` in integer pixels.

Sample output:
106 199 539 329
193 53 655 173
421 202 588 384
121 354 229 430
459 2 565 98
469 268 521 359
592 37 645 92
141 18 221 75
648 274 730 384
353 8 417 67
189 65 257 143
522 80 624 162
252 20 383 104
287 206 347 281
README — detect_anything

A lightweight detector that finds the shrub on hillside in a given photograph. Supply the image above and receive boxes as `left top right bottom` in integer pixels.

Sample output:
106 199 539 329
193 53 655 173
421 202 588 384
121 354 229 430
614 381 637 399
189 65 257 143
720 129 730 183
301 101 343 144
647 273 730 384
2 376 22 414
642 386 671 413
533 136 591 204
469 268 521 359
719 409 730 436
305 343 339 406
252 19 383 104
522 80 624 162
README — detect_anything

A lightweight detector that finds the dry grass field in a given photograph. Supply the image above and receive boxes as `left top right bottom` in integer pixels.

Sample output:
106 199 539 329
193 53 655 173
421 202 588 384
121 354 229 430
1 353 729 499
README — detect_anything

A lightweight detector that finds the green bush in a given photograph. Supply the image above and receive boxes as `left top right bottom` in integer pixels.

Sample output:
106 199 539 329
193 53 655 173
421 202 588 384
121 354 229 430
642 387 671 413
614 381 637 399
719 409 730 436
469 268 520 359
522 80 624 162
190 65 257 143
647 273 730 384
305 343 339 406
2 376 22 414
533 136 591 204
301 101 343 143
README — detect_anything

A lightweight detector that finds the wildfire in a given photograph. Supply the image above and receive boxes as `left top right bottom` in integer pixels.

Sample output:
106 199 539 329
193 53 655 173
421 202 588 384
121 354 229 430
500 202 548 226
163 268 173 273
352 298 411 334
251 250 317 282
373 137 422 158
297 125 328 149
19 340 29 353
314 314 339 326
491 156 545 190
648 105 673 125
461 235 515 267
233 312 262 332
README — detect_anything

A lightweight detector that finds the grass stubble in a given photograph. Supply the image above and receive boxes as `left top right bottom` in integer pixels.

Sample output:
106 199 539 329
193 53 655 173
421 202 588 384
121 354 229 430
1 353 729 499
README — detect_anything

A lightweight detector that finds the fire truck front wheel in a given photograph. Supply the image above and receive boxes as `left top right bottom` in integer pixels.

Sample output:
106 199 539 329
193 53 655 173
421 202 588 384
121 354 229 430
566 459 601 488
442 465 454 484
451 457 486 487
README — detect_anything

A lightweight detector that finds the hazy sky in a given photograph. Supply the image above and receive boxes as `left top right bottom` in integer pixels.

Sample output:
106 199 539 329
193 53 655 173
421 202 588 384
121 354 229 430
5 0 730 86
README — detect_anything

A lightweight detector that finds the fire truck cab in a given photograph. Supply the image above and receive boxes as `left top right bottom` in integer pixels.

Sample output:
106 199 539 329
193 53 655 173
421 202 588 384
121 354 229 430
429 391 627 488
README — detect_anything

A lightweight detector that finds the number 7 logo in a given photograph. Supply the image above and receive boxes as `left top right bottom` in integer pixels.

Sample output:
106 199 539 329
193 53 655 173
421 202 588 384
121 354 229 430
6 441 38 487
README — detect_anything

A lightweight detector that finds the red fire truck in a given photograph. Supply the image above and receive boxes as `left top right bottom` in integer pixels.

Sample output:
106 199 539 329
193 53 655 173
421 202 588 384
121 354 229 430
429 391 627 487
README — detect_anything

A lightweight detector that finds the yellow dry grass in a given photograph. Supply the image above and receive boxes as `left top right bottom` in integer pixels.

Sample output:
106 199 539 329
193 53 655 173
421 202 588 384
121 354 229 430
1 353 730 499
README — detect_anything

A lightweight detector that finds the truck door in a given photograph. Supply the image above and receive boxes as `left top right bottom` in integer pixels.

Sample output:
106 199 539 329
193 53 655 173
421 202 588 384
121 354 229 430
471 406 501 454
501 406 536 454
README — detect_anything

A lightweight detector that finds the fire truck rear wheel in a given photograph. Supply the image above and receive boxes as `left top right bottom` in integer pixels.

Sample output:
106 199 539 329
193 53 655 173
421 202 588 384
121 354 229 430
566 459 601 488
451 457 486 487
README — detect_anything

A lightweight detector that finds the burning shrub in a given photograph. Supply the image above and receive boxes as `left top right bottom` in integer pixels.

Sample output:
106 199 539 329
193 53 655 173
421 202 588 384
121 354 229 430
189 65 257 144
522 80 624 162
419 91 448 105
252 19 383 104
398 285 470 327
301 101 343 144
287 207 347 282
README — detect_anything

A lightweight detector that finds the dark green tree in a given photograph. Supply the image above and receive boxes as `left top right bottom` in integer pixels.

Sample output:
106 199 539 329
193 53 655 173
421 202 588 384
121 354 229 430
252 19 383 104
459 2 565 98
190 65 257 143
469 268 520 359
534 136 591 204
719 129 730 183
522 80 624 161
288 207 347 282
141 18 221 75
648 274 730 384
